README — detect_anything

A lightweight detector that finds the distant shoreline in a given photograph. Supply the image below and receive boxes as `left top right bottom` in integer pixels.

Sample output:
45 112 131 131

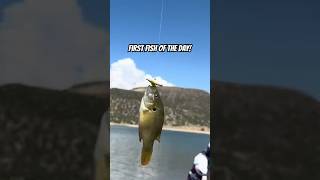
110 122 210 135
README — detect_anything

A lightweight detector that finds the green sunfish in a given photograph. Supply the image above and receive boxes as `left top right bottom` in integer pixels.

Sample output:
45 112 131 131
139 79 164 166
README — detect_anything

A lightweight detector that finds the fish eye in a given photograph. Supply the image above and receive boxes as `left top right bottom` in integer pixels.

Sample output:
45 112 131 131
155 94 158 97
152 108 156 111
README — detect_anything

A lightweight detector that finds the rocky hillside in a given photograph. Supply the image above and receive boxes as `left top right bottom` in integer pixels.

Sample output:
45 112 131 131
110 87 210 127
69 82 210 127
0 84 107 180
213 81 320 180
69 81 109 98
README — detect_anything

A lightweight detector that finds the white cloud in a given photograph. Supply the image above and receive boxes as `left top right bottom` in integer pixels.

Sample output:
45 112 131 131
0 0 107 89
110 58 174 90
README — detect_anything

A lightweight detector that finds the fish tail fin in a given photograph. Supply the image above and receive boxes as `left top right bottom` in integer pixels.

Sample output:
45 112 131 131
141 143 153 166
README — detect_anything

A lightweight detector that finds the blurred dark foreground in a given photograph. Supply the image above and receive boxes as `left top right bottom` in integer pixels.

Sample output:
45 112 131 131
213 80 320 180
0 84 108 180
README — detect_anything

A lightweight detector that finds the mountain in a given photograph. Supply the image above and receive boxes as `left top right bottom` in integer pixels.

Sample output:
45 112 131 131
69 82 210 128
69 81 109 98
0 84 107 180
110 86 210 127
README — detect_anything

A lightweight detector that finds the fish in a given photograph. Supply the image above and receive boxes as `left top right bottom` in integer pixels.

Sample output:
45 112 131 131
139 79 164 166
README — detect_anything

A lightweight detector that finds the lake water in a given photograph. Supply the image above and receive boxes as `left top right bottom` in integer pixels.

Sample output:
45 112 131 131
110 125 210 180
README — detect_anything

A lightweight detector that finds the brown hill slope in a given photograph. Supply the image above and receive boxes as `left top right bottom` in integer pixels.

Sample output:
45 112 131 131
69 82 210 127
110 86 210 127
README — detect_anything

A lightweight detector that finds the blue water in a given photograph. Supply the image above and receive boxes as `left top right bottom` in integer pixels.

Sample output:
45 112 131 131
110 125 209 180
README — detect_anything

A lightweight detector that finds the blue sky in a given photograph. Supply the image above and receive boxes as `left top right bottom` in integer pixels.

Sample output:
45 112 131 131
110 0 210 92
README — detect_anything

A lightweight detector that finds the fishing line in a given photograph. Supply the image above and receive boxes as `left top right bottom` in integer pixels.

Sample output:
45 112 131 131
158 0 165 43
